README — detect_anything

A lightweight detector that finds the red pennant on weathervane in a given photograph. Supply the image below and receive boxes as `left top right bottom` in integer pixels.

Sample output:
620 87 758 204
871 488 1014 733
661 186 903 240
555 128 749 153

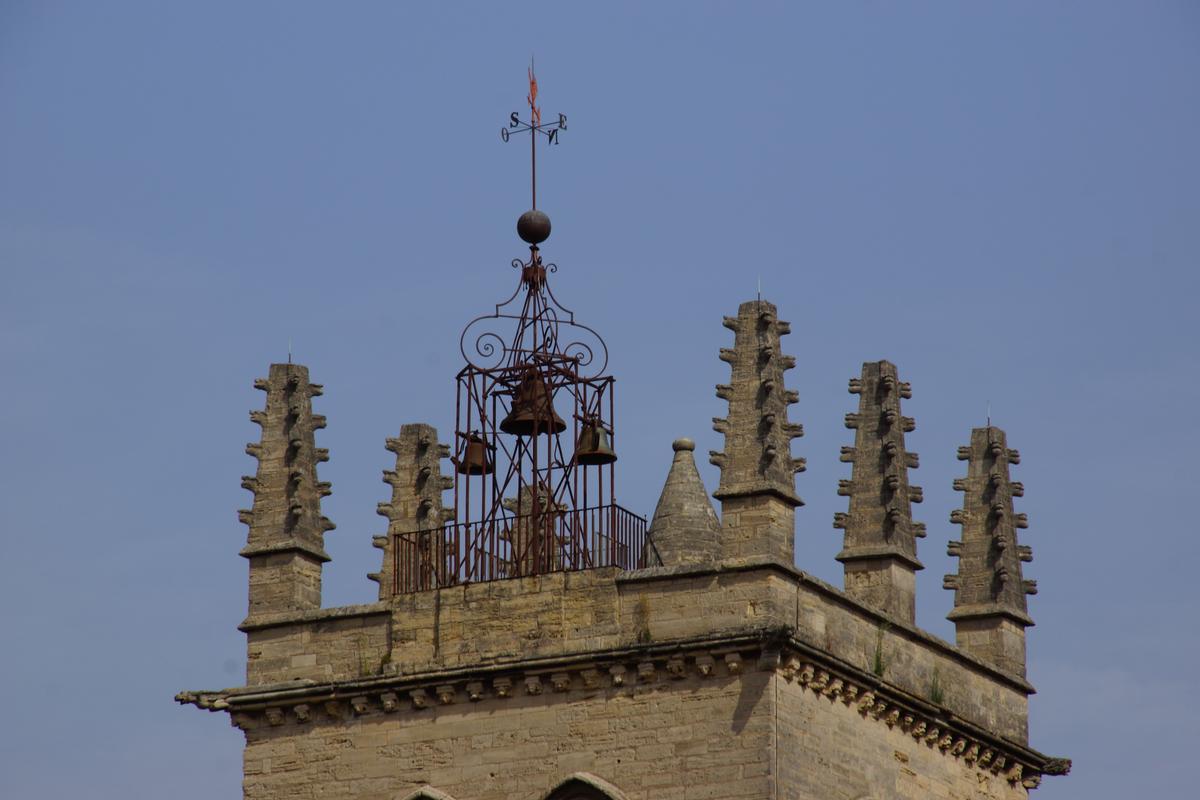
527 65 541 127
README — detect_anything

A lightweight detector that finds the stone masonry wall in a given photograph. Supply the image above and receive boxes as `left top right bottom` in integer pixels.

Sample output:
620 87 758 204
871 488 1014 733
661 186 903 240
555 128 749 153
244 605 390 686
240 564 1028 743
776 676 1029 800
241 669 774 800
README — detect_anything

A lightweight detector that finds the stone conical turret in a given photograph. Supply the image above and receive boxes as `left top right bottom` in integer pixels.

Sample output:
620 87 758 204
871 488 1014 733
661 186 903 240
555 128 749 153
710 299 804 563
644 438 721 566
371 424 455 597
944 426 1036 677
834 361 925 623
238 363 334 621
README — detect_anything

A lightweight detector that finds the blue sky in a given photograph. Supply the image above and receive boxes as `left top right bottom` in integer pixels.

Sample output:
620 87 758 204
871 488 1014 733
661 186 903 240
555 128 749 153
2 2 1197 797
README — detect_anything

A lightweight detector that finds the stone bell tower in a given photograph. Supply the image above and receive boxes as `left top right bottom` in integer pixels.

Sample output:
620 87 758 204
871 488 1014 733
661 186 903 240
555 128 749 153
178 76 1069 799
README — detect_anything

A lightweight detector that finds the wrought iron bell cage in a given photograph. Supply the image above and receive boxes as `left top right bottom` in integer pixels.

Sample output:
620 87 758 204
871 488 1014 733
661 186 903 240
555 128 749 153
391 240 646 594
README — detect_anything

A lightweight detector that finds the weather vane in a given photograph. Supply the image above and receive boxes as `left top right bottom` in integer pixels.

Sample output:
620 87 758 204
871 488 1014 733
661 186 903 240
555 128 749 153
501 64 567 211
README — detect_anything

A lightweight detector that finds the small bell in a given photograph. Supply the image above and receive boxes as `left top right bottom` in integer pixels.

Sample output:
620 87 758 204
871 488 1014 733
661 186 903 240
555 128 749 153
454 433 494 475
576 421 617 466
500 372 567 436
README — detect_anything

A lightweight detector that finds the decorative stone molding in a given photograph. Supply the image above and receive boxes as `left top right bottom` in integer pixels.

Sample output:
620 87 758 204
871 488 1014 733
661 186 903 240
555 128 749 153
608 665 627 686
177 637 1068 788
782 657 1061 786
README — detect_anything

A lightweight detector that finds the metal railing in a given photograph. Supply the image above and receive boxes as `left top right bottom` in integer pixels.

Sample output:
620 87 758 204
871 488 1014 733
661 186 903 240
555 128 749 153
391 503 646 594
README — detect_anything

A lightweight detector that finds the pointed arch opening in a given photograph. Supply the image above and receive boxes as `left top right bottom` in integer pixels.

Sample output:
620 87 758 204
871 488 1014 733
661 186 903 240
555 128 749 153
397 787 458 800
542 773 628 800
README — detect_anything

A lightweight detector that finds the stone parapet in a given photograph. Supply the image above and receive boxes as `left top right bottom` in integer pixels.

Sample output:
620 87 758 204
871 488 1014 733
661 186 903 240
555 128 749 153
220 557 1041 745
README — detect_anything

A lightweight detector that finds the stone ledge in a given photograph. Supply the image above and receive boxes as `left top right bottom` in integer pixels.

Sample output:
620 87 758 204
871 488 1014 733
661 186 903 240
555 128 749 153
238 601 391 632
177 626 1068 788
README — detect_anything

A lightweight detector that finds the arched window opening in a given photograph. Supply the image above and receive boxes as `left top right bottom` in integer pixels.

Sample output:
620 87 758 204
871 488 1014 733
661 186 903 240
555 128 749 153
397 787 457 800
543 773 627 800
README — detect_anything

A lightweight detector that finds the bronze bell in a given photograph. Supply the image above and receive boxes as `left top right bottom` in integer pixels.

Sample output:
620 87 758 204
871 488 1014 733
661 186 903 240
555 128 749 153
454 433 494 476
500 372 566 436
576 421 617 466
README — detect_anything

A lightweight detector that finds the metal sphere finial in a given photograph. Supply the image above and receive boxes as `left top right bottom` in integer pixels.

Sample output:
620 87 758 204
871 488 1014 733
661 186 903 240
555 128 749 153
518 209 551 244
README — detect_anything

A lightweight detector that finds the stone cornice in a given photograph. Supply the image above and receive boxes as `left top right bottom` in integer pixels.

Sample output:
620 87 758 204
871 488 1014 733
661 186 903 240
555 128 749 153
237 601 390 633
176 626 1068 789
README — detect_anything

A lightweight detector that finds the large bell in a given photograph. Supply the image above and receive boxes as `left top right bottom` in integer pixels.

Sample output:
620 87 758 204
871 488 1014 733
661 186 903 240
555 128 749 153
500 373 566 436
576 421 618 466
454 433 494 475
